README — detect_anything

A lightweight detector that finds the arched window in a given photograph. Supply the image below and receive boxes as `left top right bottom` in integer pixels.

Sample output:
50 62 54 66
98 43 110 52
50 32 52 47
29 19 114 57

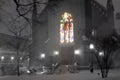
60 12 74 43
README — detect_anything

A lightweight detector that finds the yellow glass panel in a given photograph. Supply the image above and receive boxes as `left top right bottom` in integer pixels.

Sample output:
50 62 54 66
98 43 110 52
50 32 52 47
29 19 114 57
60 12 74 44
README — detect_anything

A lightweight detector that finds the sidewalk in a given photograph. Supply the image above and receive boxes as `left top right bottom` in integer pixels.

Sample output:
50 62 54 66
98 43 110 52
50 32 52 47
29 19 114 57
0 70 120 80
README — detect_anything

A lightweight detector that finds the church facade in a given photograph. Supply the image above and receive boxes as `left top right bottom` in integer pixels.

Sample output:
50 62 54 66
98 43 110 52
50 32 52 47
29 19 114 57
47 0 85 65
85 0 115 40
30 0 116 67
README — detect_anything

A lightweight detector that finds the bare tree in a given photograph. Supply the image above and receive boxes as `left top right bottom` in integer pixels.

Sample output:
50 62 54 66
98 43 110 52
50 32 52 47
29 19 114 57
12 0 63 23
6 19 31 76
92 33 120 78
0 0 63 75
12 0 64 66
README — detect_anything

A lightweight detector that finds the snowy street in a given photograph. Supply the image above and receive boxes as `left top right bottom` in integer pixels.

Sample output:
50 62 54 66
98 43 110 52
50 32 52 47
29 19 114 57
0 70 120 80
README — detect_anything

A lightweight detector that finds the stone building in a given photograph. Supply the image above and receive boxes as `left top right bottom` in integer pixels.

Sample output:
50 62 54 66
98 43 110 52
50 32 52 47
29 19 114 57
85 0 115 40
30 0 117 67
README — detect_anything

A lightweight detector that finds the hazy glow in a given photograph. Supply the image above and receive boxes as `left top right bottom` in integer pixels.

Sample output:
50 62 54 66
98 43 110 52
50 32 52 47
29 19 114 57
99 51 104 56
40 53 46 59
1 56 5 60
11 56 14 60
89 44 94 50
74 49 81 55
60 12 74 43
27 70 30 73
54 51 59 56
20 57 22 60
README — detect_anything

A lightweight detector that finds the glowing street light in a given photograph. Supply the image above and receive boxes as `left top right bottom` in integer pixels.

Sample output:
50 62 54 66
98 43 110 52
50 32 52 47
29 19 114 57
74 49 81 64
89 44 95 50
40 53 46 59
99 51 104 56
20 57 22 60
1 56 5 60
11 56 14 60
27 70 30 74
53 51 59 56
74 49 81 55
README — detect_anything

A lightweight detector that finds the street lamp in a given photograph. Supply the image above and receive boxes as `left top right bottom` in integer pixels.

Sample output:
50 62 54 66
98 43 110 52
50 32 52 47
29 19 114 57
40 53 46 59
53 51 59 56
11 56 14 60
89 44 95 73
74 49 81 64
74 49 81 70
53 51 59 64
20 57 22 60
40 53 46 66
1 56 5 60
89 44 95 50
74 49 81 55
99 51 104 56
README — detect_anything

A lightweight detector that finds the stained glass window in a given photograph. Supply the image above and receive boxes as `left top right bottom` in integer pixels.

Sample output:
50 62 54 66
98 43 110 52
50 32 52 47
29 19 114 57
60 12 74 43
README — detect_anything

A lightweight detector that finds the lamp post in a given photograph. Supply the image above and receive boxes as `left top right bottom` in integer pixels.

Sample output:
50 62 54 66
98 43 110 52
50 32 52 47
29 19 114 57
0 56 5 68
0 56 5 75
74 50 81 63
40 53 46 71
0 56 5 65
52 51 59 70
40 53 46 65
89 44 95 73
1 56 5 61
53 51 59 63
74 49 81 71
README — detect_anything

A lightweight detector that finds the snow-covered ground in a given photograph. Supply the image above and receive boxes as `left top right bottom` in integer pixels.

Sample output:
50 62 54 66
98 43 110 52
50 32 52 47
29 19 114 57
0 70 120 80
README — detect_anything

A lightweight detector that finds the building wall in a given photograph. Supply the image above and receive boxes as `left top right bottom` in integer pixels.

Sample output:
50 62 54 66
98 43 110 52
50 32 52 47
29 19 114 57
48 0 85 55
85 0 115 40
31 0 117 66
84 0 119 68
30 6 48 66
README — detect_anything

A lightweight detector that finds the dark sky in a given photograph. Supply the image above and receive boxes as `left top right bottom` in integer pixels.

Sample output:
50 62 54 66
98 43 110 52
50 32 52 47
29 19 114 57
0 0 120 35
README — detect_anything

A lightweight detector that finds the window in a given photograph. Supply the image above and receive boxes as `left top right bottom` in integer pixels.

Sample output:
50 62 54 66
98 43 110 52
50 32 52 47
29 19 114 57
60 12 74 43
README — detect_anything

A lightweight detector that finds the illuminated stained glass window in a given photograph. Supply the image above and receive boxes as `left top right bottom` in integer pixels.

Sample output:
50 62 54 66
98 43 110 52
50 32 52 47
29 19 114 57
60 12 74 43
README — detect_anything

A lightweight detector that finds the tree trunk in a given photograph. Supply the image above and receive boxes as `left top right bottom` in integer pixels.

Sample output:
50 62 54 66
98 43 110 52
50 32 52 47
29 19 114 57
101 69 108 78
105 68 109 78
101 69 105 78
17 50 20 76
29 0 38 67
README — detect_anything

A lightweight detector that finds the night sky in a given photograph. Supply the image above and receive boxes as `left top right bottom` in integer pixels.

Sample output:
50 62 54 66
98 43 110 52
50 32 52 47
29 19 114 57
0 0 120 35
